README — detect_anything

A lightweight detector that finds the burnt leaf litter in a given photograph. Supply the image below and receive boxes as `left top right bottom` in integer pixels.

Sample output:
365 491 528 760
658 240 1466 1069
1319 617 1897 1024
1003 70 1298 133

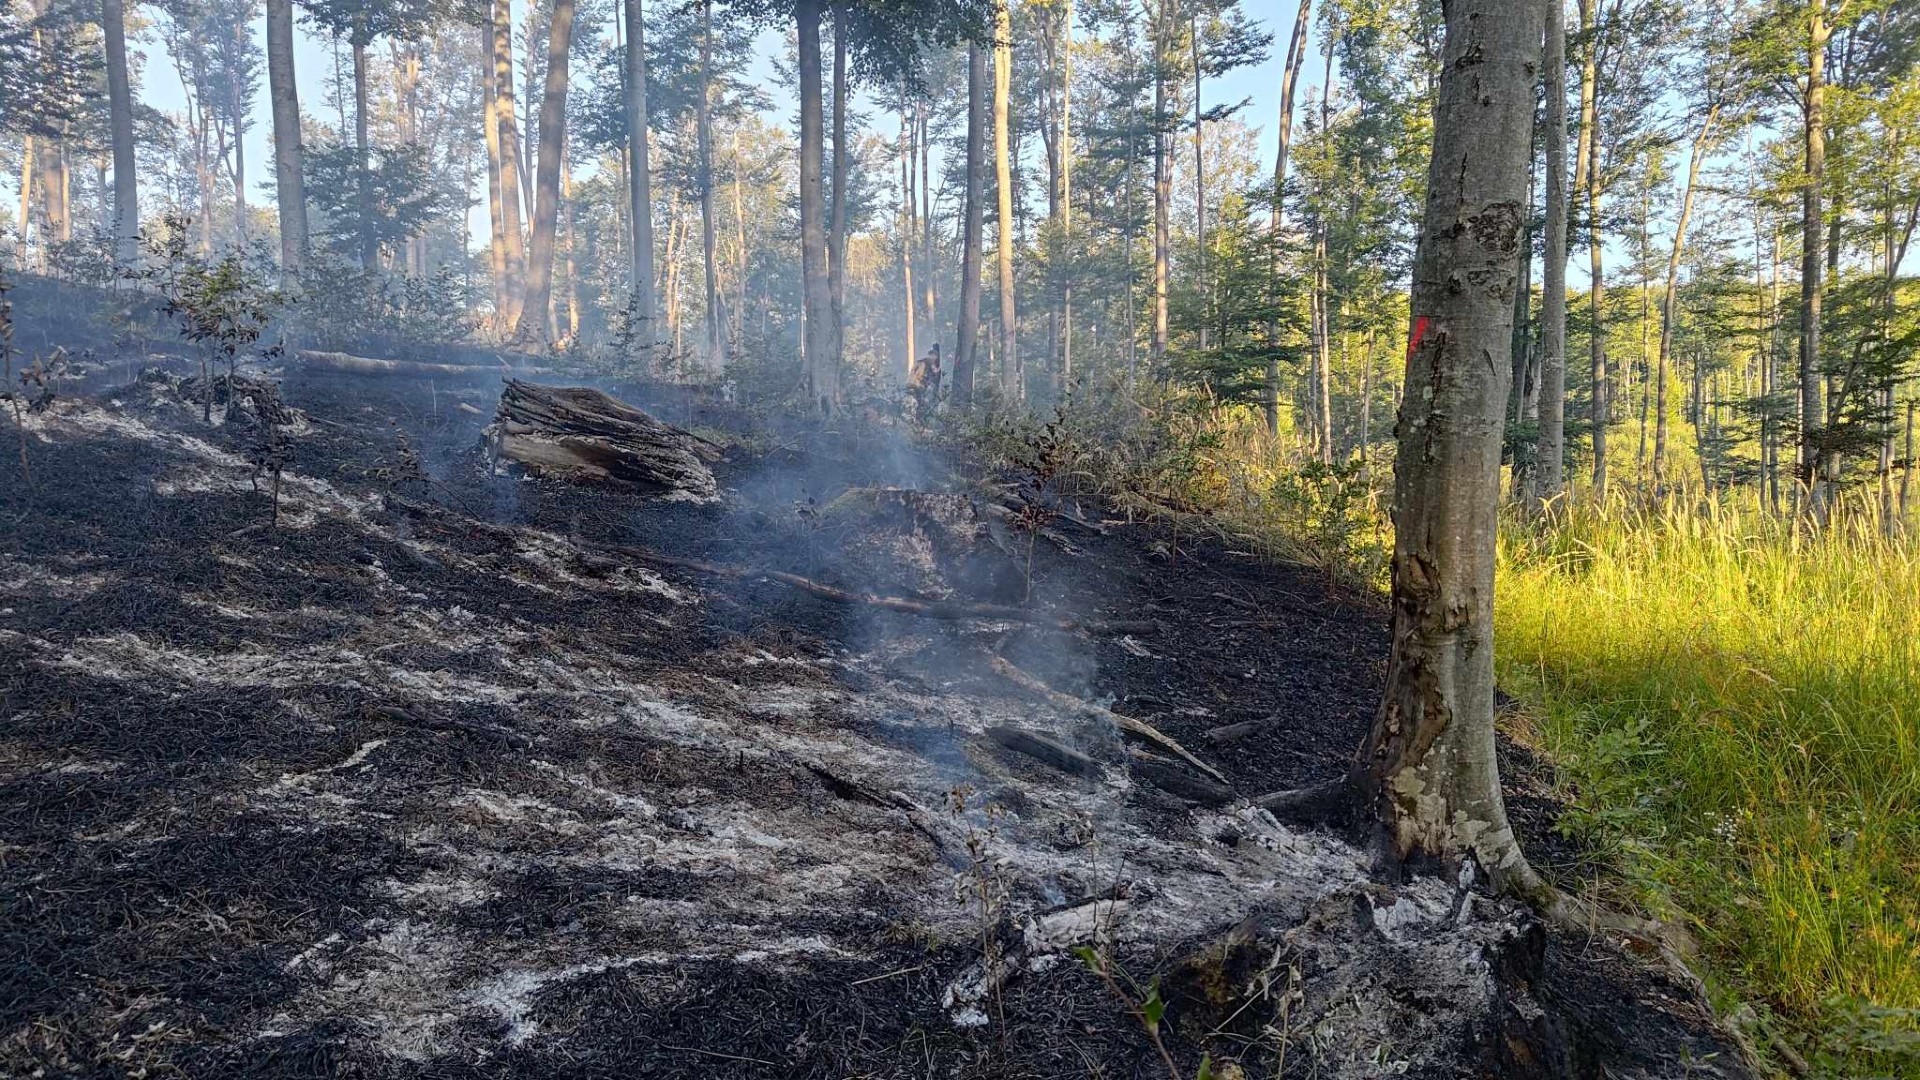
1 356 1744 1078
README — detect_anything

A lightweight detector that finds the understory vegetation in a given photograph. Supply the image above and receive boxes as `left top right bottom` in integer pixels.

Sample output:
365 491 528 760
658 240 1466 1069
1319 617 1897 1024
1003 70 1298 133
965 400 1920 1075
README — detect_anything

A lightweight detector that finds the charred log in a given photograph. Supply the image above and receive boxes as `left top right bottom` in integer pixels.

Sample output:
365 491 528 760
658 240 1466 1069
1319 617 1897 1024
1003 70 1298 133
486 379 719 501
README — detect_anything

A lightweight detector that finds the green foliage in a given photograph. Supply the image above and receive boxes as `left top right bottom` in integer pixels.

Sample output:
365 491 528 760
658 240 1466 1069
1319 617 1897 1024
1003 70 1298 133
1497 496 1920 1075
283 252 477 353
304 142 460 264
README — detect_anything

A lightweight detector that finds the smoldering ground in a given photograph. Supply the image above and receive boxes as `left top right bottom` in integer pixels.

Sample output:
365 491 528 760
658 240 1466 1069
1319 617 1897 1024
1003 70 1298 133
0 355 1744 1078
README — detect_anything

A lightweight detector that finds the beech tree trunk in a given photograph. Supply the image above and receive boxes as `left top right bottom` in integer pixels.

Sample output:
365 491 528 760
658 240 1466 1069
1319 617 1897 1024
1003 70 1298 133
624 0 656 344
1265 0 1311 436
1534 0 1569 506
513 0 575 347
1359 0 1546 896
103 0 138 265
481 22 511 332
352 38 375 267
796 0 837 411
992 0 1018 400
953 43 988 404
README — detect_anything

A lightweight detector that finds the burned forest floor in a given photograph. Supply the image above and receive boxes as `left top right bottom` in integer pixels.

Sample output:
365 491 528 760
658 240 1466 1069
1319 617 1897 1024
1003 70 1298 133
2 354 1747 1079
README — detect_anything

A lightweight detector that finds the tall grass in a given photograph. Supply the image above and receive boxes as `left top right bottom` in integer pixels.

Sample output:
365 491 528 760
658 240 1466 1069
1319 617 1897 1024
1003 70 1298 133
1496 496 1920 1071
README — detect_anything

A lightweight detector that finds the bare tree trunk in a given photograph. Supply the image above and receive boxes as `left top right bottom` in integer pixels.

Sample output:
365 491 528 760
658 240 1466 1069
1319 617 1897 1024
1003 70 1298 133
1265 0 1311 436
899 101 917 383
1653 105 1718 488
103 0 138 265
492 2 528 330
1060 0 1074 397
1359 0 1546 897
796 0 836 411
266 0 306 270
1150 0 1173 367
1313 231 1332 463
697 0 725 371
1800 0 1830 517
1901 400 1914 527
1534 0 1569 507
953 43 987 404
1191 11 1207 352
512 0 575 347
992 0 1019 400
352 38 375 267
623 0 656 344
1585 86 1605 498
827 3 848 386
481 22 511 334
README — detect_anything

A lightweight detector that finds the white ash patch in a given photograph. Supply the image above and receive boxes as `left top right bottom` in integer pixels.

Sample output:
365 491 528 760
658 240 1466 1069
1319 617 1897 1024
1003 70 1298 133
0 557 118 599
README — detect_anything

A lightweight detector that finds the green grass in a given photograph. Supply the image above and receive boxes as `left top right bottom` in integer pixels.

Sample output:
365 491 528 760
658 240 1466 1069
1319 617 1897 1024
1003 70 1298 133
1495 498 1920 1073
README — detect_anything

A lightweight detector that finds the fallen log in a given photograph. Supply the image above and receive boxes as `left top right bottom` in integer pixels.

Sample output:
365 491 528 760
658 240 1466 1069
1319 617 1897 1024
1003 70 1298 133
487 380 719 501
986 656 1230 787
985 725 1104 778
1128 751 1237 805
298 349 550 377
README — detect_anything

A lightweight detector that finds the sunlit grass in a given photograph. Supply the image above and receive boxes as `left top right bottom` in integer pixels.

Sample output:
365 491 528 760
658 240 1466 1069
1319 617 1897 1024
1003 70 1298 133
1496 495 1920 1071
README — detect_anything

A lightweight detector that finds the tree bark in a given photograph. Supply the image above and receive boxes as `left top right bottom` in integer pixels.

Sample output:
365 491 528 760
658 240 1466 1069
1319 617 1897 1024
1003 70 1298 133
697 0 725 371
623 0 656 344
352 38 375 267
481 22 511 333
1265 0 1310 436
1150 0 1174 367
993 0 1019 399
102 0 138 265
899 101 917 382
266 0 307 271
1359 0 1546 896
827 4 849 388
512 0 575 347
491 1 528 331
796 0 836 411
1534 0 1569 507
1800 0 1830 515
953 43 988 405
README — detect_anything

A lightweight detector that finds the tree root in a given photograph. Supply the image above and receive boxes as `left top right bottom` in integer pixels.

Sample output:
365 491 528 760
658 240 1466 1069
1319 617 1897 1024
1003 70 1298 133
986 655 1230 787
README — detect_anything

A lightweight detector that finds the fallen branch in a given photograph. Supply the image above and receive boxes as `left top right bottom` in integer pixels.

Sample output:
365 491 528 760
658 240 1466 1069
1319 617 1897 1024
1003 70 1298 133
985 725 1104 778
986 655 1229 787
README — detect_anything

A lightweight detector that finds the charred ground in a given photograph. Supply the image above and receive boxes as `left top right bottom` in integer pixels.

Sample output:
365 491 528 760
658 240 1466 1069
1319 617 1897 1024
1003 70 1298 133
1 355 1740 1078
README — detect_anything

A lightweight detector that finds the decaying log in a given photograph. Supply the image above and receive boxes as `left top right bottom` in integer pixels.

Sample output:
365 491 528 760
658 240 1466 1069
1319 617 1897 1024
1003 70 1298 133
1203 719 1263 746
986 656 1230 787
299 349 551 377
487 380 719 501
985 725 1104 777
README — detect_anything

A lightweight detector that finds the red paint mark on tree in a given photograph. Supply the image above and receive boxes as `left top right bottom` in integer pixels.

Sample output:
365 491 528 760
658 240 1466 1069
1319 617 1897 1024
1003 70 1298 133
1406 316 1431 362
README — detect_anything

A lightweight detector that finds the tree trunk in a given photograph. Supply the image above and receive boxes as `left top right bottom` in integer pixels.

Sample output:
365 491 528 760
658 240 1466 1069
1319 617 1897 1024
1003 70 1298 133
796 0 836 411
697 0 725 371
1585 70 1605 498
489 2 528 330
1313 230 1332 463
352 38 375 266
1800 0 1830 516
1360 0 1546 897
953 42 988 405
1534 0 1569 507
992 0 1018 400
1191 12 1207 352
481 22 511 334
1150 0 1173 367
265 0 306 271
1651 106 1716 488
1060 0 1074 397
1265 0 1311 436
512 0 575 347
623 0 656 344
827 3 849 386
899 102 917 383
103 0 138 265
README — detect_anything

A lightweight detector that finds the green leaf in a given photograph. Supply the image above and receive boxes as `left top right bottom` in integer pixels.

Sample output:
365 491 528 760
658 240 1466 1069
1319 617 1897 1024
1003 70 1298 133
1141 986 1165 1033
1195 1053 1215 1080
